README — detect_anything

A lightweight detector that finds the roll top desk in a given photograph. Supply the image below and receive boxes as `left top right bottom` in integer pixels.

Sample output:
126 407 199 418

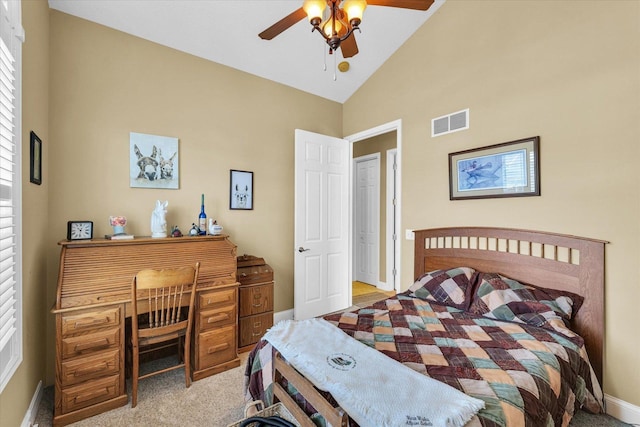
52 235 240 426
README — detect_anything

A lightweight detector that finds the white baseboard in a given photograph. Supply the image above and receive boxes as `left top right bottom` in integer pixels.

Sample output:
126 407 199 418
21 380 43 427
274 309 294 324
605 394 640 425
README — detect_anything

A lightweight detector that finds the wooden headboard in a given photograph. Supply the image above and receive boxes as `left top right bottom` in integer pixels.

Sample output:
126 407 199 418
413 227 606 385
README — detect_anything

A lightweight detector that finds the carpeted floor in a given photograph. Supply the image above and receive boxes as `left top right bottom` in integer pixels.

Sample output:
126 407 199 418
34 293 632 427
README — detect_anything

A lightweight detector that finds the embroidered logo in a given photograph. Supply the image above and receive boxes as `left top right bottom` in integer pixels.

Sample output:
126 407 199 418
326 353 356 371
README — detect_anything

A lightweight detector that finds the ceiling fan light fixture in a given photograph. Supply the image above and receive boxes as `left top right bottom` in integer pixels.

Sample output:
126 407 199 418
303 0 325 24
342 0 367 26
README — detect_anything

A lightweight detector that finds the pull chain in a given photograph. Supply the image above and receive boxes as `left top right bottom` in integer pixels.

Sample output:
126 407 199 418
333 53 337 81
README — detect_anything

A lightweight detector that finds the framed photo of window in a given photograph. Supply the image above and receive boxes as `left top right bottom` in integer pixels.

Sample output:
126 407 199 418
449 136 540 200
229 169 253 210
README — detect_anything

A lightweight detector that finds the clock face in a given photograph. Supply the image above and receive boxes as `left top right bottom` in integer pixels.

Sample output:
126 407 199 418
67 221 93 240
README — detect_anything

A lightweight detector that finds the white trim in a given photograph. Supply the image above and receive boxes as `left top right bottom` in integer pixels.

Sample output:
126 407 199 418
274 309 294 325
604 394 640 426
384 148 398 292
345 120 402 293
21 380 43 427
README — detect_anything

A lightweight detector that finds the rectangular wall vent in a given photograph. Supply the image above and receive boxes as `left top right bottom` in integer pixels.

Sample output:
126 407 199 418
431 108 469 137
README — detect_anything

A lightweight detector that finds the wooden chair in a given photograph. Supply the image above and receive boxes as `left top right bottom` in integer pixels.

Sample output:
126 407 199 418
130 262 200 407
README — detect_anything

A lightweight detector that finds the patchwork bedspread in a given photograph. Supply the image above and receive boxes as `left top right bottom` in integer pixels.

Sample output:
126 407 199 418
245 293 603 427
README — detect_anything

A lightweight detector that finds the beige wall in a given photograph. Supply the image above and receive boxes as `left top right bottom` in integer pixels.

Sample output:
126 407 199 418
344 0 640 408
44 10 342 384
2 1 639 424
0 1 50 426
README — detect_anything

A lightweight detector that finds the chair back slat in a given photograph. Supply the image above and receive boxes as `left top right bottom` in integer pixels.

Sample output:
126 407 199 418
130 262 200 407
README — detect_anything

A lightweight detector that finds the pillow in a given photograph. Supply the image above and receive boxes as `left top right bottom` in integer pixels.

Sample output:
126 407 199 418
468 272 584 331
408 267 476 310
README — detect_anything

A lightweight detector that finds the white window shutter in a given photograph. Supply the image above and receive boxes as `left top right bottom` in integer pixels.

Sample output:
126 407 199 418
0 0 22 393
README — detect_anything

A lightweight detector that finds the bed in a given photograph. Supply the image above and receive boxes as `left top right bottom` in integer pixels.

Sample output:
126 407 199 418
245 227 606 427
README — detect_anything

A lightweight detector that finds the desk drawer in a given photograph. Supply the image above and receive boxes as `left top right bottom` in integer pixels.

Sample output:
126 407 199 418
199 288 236 310
239 283 273 317
61 307 120 336
199 305 236 331
61 374 120 414
60 348 120 387
239 312 273 348
61 327 120 359
198 325 236 368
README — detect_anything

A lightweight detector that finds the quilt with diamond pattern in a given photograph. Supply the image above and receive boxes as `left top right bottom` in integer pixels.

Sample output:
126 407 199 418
245 293 603 427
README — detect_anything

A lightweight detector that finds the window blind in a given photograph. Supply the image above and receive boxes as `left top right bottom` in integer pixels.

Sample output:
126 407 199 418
0 0 22 393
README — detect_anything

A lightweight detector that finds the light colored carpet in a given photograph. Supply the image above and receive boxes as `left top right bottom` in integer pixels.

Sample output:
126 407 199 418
34 343 631 427
35 354 249 427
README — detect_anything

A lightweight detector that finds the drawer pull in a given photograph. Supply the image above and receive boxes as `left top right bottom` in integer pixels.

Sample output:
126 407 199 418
74 387 110 404
207 313 229 324
253 294 262 299
241 273 247 277
74 317 110 329
252 302 263 307
252 332 263 337
253 321 262 328
74 338 110 353
74 362 110 377
207 343 230 354
207 295 231 305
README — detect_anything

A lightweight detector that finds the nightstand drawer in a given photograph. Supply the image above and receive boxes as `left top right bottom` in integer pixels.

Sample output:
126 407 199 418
198 325 236 367
61 327 120 359
239 283 273 317
239 312 273 347
199 304 237 331
61 307 120 336
60 374 120 413
60 348 120 387
199 288 236 310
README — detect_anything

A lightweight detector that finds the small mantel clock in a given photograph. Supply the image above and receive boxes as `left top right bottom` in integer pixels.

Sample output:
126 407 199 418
67 221 93 241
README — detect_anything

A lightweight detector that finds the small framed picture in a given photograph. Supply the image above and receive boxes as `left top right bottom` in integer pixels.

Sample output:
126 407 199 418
449 136 540 200
30 131 42 185
230 170 253 210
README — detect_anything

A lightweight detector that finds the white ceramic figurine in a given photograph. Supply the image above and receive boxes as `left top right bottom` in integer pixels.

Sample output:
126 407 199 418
151 200 168 238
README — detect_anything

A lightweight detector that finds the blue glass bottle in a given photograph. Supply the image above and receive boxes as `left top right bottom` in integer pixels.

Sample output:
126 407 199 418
198 194 207 235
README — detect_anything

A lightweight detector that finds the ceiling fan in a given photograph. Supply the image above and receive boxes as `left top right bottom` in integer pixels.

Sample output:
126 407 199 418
258 0 435 59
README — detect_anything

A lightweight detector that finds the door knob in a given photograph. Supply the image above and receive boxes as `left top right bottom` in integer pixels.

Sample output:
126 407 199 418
298 247 310 253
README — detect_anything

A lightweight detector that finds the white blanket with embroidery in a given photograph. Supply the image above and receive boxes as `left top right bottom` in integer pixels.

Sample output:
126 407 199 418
263 318 484 427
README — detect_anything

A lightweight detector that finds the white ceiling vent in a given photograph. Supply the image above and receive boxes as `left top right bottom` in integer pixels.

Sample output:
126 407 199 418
431 108 469 137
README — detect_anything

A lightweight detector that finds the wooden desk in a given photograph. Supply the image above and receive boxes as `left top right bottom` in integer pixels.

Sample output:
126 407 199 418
52 236 241 426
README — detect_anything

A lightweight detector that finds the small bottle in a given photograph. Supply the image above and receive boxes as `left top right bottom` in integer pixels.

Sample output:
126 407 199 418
198 194 207 235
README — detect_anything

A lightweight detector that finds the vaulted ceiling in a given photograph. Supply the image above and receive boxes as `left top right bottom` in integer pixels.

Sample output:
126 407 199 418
48 0 444 103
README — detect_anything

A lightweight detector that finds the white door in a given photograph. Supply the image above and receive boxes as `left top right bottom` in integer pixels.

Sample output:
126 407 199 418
354 155 380 286
294 129 350 320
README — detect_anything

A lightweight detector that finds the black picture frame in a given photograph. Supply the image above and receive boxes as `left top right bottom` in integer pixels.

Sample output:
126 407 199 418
30 131 42 185
229 169 253 210
449 136 540 200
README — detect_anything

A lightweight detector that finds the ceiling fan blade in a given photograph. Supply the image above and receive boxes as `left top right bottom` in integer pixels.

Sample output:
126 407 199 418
340 33 359 58
366 0 435 11
259 7 307 40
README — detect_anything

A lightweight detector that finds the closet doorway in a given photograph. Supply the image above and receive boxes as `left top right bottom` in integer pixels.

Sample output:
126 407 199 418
348 120 401 295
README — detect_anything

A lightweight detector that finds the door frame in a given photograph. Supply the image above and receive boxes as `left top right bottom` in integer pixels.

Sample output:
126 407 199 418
345 119 402 294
